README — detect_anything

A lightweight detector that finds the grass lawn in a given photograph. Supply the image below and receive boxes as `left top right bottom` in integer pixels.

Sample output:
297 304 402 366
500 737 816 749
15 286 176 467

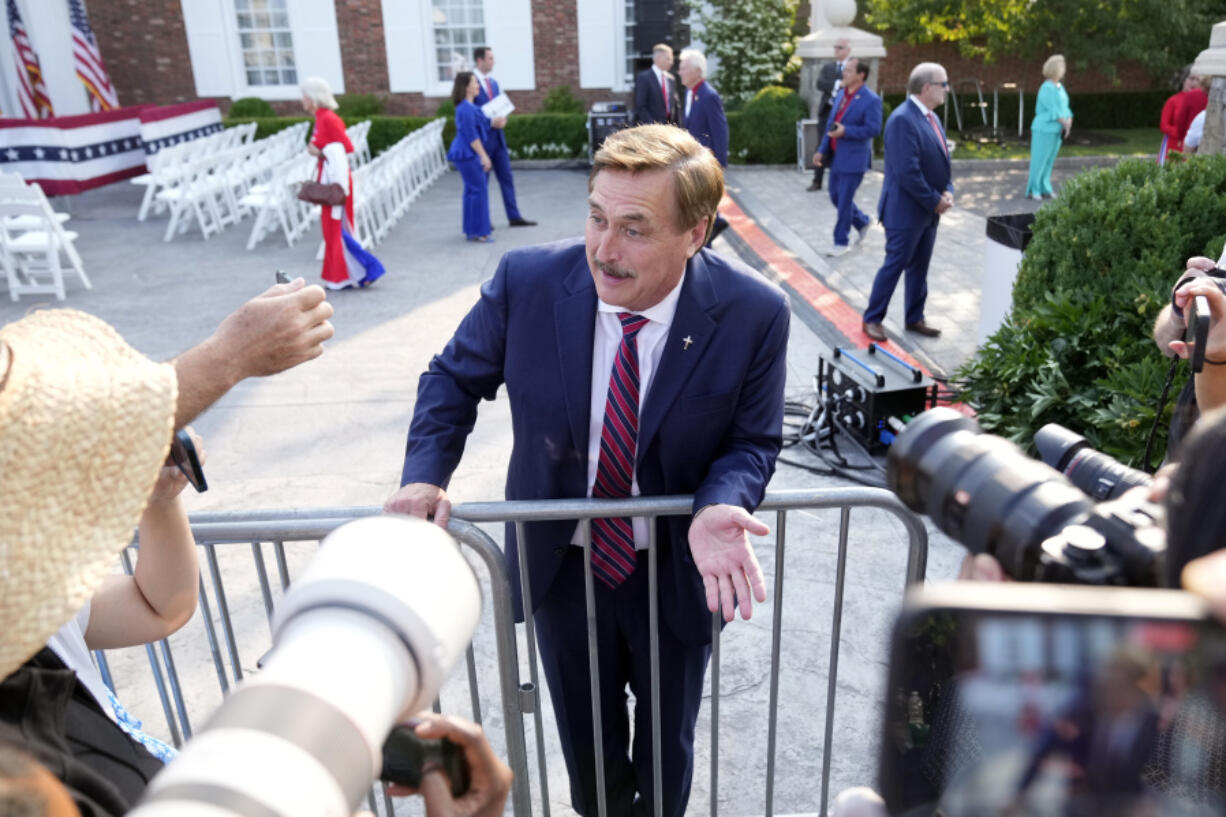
951 128 1160 160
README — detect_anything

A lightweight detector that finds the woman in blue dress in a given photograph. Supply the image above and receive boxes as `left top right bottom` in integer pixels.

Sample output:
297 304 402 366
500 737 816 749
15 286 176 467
1025 55 1073 201
447 71 494 242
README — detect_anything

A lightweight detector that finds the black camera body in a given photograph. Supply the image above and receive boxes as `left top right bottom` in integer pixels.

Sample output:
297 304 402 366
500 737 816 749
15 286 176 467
888 408 1165 586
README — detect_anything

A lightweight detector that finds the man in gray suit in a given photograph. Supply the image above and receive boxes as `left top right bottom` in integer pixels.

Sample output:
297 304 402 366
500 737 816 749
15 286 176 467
808 38 850 192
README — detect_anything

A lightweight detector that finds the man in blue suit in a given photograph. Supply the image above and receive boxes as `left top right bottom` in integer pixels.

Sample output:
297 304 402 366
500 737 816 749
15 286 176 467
386 125 788 817
862 62 953 342
815 58 881 257
473 47 537 227
634 44 679 125
678 48 730 245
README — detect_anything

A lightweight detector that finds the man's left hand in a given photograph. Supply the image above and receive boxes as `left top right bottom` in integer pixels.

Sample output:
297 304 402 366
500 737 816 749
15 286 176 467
491 116 507 129
688 504 769 621
828 122 845 139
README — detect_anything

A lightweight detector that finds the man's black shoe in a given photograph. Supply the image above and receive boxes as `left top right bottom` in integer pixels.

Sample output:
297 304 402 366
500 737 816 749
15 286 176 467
806 181 822 192
509 218 537 227
905 320 942 337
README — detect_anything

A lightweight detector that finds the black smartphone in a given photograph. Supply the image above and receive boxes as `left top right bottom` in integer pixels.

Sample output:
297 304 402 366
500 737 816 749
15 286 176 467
879 582 1226 817
167 429 207 492
1186 293 1210 373
828 123 839 133
275 269 291 285
380 723 470 796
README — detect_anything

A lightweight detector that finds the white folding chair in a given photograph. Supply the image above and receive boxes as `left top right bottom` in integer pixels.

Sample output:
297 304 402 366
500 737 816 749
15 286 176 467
0 185 89 301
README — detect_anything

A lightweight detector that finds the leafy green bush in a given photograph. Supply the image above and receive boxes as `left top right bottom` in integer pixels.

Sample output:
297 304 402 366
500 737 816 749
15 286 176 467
224 116 442 157
335 93 385 117
224 116 310 141
957 156 1226 465
504 113 587 159
728 86 806 163
228 97 275 117
542 85 585 115
434 99 455 119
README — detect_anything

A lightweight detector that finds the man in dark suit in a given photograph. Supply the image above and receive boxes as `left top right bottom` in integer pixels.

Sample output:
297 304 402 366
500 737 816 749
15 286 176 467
678 48 730 245
862 62 953 342
472 46 536 227
634 43 680 125
386 125 789 817
815 58 881 257
808 38 849 192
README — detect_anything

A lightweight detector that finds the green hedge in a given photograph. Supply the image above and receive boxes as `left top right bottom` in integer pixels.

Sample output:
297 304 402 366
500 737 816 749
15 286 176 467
882 90 1170 133
226 115 441 157
956 156 1226 466
728 86 807 164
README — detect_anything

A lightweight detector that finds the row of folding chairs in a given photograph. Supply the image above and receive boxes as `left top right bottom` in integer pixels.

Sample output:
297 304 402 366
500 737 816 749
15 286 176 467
155 123 314 242
0 172 89 302
132 123 260 222
348 119 447 249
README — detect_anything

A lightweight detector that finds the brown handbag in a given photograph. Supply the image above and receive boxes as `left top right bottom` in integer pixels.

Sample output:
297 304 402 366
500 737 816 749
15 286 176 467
296 180 346 207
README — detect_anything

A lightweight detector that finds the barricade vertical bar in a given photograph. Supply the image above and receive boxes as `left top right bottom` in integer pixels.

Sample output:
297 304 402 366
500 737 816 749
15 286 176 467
711 611 720 817
250 541 276 627
465 645 483 723
583 522 609 817
204 543 244 682
196 573 230 693
274 540 291 590
513 520 551 817
764 509 787 817
157 639 192 740
379 783 394 817
649 516 663 817
820 507 852 817
94 650 115 693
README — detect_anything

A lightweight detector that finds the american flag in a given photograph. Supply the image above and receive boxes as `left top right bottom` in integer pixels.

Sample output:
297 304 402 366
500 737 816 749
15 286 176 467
68 0 118 112
7 0 53 119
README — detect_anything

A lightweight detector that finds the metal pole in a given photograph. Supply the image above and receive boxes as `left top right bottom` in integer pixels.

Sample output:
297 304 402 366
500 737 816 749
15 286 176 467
514 520 551 817
819 508 852 817
764 510 787 817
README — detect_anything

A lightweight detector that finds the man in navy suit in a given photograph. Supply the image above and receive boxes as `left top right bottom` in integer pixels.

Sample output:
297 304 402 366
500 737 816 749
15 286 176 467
386 125 788 817
473 47 537 227
815 58 881 257
634 44 680 125
862 62 953 342
678 48 730 245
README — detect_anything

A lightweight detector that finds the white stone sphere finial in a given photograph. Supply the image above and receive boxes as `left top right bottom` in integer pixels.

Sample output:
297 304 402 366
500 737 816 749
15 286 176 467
825 0 857 27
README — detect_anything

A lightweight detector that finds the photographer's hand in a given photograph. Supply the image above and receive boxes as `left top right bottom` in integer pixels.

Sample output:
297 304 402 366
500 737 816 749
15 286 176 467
957 553 1009 582
386 714 512 817
1169 281 1226 412
1155 257 1220 356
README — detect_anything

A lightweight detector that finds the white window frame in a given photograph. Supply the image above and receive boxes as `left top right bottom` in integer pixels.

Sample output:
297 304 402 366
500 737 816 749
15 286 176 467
234 0 298 91
427 0 487 88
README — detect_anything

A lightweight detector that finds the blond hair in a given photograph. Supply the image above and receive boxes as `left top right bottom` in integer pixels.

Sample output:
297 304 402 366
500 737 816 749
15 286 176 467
1042 54 1065 82
590 124 723 237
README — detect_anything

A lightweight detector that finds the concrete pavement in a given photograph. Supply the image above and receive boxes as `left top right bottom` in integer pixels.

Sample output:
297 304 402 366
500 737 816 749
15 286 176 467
0 154 1115 814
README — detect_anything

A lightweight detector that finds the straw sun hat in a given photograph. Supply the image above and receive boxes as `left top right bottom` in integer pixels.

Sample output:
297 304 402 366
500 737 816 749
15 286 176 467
0 309 177 680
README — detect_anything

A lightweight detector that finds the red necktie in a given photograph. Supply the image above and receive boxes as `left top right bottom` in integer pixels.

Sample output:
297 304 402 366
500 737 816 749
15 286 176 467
485 77 494 99
831 90 855 151
661 73 670 118
590 312 649 587
927 112 948 157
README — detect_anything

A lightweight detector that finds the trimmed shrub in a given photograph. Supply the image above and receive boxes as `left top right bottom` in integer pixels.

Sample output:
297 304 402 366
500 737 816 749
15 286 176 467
542 85 585 115
956 156 1226 466
503 113 587 159
228 97 275 118
335 93 385 117
728 86 806 164
881 90 1169 133
224 116 310 141
224 116 443 157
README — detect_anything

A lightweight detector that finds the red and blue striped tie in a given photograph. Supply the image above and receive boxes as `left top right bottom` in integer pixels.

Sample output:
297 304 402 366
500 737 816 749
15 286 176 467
590 312 650 588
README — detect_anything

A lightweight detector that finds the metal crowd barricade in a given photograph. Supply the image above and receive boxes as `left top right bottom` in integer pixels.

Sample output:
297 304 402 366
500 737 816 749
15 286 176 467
102 487 926 817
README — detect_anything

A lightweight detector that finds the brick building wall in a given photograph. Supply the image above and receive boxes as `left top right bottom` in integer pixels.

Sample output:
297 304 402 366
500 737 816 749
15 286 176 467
334 0 390 99
91 0 201 107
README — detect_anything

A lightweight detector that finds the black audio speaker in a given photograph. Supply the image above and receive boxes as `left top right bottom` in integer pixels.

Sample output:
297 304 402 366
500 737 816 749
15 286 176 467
632 0 689 54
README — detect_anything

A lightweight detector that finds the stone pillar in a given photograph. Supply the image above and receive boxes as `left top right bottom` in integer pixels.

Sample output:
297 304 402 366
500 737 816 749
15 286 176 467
1192 21 1226 155
796 0 886 118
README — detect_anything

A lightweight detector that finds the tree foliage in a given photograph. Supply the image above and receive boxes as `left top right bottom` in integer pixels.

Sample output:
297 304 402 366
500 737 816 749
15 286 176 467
699 0 799 104
862 0 1221 82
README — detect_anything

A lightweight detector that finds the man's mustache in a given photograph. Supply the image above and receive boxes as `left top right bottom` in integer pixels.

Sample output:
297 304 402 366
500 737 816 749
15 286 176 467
593 260 636 280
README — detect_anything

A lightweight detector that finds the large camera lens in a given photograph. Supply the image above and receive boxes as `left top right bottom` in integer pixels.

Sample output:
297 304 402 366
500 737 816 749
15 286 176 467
888 408 1093 580
1033 423 1152 501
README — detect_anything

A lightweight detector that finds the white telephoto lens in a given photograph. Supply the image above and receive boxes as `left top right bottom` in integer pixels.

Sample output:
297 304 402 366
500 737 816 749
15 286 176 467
129 515 482 817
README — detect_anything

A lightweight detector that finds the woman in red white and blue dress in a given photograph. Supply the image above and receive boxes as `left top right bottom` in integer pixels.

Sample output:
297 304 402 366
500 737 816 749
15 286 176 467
299 76 384 290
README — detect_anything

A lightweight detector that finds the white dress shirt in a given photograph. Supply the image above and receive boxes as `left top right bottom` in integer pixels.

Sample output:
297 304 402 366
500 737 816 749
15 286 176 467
574 273 686 549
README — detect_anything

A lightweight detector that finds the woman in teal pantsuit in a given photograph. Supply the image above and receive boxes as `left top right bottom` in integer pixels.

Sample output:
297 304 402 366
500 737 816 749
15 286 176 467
1026 55 1073 200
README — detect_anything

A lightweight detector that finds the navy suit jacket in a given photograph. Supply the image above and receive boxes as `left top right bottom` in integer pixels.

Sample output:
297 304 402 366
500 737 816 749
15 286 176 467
635 68 679 125
817 86 882 174
878 99 953 230
473 73 507 151
401 239 789 646
683 81 729 167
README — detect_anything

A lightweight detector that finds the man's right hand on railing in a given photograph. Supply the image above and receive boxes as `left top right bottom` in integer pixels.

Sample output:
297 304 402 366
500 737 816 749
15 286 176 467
385 482 453 528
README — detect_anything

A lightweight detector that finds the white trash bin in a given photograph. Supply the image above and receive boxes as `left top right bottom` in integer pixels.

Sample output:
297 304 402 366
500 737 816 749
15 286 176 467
978 213 1035 345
